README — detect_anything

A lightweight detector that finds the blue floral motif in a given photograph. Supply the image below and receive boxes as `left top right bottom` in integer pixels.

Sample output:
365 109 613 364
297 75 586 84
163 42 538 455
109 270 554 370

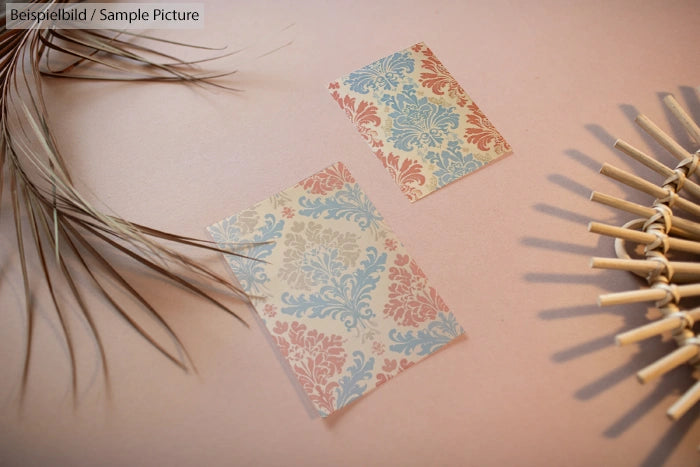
301 247 347 285
344 51 414 94
298 184 384 238
381 85 459 151
208 214 250 246
280 247 387 331
335 351 375 410
388 312 464 356
425 140 483 187
209 213 284 294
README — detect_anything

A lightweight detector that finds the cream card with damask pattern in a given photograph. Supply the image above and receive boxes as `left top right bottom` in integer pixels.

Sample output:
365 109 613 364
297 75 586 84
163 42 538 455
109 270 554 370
208 162 464 417
329 42 511 202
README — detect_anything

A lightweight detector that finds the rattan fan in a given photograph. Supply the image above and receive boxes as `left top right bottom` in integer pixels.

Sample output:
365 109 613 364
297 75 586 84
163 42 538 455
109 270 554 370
589 93 700 421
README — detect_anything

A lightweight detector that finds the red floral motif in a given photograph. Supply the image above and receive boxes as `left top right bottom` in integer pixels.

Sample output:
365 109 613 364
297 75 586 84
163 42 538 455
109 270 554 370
384 238 398 252
372 341 386 356
262 303 277 318
375 358 415 387
464 102 511 155
272 321 347 414
282 206 295 219
383 254 449 327
330 90 384 148
299 161 356 195
374 149 425 201
415 44 468 107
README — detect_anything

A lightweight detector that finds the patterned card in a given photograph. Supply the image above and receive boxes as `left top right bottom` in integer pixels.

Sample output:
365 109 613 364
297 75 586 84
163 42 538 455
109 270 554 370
208 162 464 417
329 42 511 202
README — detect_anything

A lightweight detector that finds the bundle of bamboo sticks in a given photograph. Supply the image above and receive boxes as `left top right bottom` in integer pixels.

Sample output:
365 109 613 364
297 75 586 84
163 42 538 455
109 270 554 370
589 93 700 421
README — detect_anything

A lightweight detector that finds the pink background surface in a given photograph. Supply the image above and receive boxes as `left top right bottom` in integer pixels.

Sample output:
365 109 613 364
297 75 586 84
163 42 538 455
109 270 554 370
1 0 699 465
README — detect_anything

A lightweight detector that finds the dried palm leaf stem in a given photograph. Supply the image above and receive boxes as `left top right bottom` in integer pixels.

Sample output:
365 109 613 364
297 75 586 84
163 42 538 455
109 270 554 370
0 1 263 403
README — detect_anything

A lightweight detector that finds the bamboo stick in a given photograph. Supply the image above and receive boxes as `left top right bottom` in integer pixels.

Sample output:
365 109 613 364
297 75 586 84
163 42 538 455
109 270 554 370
598 288 667 306
601 163 666 198
590 191 651 217
667 380 700 421
614 139 700 199
588 221 700 255
591 257 659 274
637 345 699 384
598 283 700 307
600 163 700 218
588 221 650 243
615 309 700 346
663 94 700 144
590 191 700 240
615 139 674 176
636 114 693 161
590 257 700 277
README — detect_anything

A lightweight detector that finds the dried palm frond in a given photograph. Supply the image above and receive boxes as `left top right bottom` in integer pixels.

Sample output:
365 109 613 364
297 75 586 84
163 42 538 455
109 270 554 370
0 1 261 403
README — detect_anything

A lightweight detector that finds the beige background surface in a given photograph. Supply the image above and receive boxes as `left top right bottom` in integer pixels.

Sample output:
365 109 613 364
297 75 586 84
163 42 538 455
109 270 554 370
1 0 700 465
